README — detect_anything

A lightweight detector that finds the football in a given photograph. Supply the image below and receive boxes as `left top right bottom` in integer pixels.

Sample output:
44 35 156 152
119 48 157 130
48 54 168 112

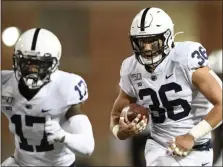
121 103 149 123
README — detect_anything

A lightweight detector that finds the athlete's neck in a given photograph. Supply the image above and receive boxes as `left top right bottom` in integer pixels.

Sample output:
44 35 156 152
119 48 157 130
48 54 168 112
18 79 41 101
145 65 156 73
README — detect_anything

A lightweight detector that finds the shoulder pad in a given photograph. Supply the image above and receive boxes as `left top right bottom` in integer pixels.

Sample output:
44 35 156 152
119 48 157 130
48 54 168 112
173 41 208 70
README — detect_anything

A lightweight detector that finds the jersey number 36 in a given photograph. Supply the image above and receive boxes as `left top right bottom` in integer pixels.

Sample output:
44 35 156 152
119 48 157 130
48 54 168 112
139 82 191 123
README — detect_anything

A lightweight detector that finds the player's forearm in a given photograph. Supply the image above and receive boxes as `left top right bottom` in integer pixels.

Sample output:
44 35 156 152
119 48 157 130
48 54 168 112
64 115 95 156
110 112 120 130
110 95 133 130
110 101 123 130
189 103 222 141
189 69 222 141
110 117 128 140
110 111 129 140
203 70 222 128
64 132 94 156
204 103 222 129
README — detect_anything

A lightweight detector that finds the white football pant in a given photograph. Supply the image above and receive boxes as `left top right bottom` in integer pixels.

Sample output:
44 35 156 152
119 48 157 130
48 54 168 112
145 139 213 166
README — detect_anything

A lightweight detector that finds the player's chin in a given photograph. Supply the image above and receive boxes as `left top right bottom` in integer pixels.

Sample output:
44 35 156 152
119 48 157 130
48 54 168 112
141 56 160 65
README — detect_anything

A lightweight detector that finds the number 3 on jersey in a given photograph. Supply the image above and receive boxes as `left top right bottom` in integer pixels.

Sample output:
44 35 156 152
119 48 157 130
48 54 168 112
139 82 191 123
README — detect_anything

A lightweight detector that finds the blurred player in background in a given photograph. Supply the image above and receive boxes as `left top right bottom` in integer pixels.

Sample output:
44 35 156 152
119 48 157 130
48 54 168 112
110 7 222 166
1 28 95 166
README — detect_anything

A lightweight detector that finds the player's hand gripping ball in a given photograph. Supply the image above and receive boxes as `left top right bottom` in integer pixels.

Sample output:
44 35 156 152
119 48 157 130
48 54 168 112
121 103 149 132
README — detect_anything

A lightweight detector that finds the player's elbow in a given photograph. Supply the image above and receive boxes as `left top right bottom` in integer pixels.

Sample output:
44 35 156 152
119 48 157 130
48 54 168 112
84 137 95 156
211 101 222 129
78 134 95 156
64 132 95 156
215 100 222 116
217 103 222 121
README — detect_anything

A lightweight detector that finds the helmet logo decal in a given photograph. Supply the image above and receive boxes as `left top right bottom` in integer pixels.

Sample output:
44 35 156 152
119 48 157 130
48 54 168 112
139 8 151 31
31 28 41 50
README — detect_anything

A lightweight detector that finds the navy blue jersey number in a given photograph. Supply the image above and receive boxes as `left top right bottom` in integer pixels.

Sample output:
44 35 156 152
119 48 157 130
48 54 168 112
191 46 208 66
139 82 191 123
11 115 54 152
75 80 87 100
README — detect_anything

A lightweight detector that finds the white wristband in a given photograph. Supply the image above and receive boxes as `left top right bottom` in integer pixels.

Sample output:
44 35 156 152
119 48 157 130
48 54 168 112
189 120 213 141
112 125 120 138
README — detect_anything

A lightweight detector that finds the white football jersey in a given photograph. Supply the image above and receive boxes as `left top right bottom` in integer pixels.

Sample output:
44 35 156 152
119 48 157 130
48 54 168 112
119 41 221 147
1 70 88 166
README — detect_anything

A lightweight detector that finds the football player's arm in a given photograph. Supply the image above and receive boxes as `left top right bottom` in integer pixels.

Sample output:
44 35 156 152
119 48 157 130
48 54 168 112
62 103 95 156
110 88 136 139
111 57 140 139
189 67 222 141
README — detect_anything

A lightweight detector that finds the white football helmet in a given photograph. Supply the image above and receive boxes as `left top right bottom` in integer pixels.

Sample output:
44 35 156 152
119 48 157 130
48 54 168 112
129 7 174 68
13 28 62 89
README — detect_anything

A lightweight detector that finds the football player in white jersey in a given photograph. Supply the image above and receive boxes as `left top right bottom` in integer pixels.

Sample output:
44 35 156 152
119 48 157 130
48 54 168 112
1 28 95 166
110 7 222 166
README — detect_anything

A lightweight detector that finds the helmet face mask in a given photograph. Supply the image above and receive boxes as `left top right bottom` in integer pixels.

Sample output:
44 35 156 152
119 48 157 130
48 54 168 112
129 7 174 69
13 28 62 89
130 33 167 66
13 50 58 89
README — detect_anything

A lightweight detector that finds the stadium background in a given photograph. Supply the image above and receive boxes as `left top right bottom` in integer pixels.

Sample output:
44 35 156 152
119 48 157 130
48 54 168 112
1 1 222 166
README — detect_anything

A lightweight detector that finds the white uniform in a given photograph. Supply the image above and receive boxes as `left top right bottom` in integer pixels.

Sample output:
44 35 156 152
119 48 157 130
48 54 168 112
1 70 88 166
119 41 219 166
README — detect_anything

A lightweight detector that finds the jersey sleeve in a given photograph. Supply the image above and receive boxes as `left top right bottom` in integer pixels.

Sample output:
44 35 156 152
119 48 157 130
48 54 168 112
1 70 14 86
119 58 136 97
186 42 209 70
66 74 88 106
176 42 209 86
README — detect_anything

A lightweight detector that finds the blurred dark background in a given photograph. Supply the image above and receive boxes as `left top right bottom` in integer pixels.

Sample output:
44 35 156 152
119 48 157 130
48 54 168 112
1 1 222 166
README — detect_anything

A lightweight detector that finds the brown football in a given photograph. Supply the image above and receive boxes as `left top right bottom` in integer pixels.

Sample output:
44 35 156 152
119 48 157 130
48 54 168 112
121 103 149 123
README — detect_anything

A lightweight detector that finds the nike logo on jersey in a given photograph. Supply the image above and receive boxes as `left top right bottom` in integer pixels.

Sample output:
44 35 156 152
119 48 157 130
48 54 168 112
41 109 51 113
166 74 173 79
202 162 209 166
